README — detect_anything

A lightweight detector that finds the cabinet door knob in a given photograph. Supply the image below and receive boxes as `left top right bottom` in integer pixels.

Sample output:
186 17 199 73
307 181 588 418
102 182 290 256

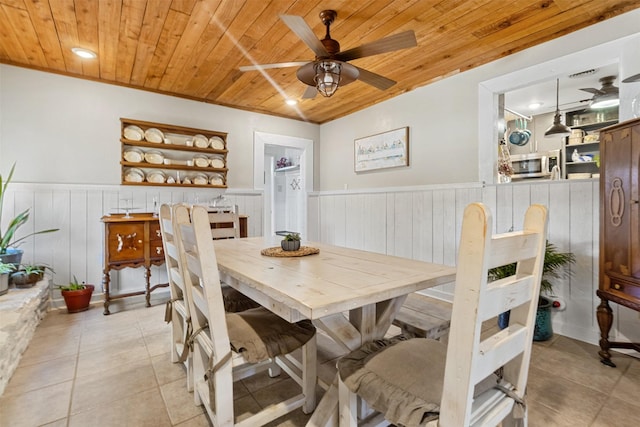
613 283 623 291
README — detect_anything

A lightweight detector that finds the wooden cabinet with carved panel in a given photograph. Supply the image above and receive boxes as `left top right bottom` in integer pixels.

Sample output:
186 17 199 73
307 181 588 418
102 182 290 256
101 213 168 315
597 117 640 366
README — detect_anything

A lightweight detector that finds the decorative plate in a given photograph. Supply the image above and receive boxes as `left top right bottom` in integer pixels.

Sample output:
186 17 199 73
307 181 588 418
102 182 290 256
123 125 144 141
144 150 164 164
210 156 225 169
124 168 145 183
147 170 166 183
209 136 225 150
192 173 208 185
209 173 224 186
193 134 208 148
193 154 209 168
144 128 164 143
123 148 144 163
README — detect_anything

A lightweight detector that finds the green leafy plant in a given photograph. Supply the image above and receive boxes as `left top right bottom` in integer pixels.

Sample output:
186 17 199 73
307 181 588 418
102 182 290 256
18 263 55 275
57 275 87 291
0 163 59 254
0 262 16 275
488 241 576 294
283 232 301 241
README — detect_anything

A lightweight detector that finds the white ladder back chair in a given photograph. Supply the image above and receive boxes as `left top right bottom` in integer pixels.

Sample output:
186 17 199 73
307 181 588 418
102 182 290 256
206 208 260 312
174 204 317 427
159 203 193 391
337 203 548 427
208 210 240 240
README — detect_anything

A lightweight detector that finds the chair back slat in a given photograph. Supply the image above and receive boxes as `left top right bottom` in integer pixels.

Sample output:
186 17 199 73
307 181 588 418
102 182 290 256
208 211 240 240
478 275 536 321
471 325 527 384
486 230 541 269
439 203 548 426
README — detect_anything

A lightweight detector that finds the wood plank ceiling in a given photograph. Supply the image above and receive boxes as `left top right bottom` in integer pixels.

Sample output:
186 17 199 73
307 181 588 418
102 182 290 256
1 0 638 124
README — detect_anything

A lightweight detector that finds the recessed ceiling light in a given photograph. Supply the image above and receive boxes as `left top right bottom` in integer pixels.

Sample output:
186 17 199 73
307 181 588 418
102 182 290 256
528 102 543 110
285 99 298 106
71 47 97 59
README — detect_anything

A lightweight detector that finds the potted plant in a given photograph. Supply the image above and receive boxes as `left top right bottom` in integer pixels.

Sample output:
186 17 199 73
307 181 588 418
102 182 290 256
0 262 16 296
57 276 94 313
10 264 54 288
490 241 575 340
281 232 301 251
0 163 59 266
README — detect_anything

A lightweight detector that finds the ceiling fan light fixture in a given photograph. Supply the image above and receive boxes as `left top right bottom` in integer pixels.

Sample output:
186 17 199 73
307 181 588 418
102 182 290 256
545 78 571 138
590 93 619 109
315 61 342 97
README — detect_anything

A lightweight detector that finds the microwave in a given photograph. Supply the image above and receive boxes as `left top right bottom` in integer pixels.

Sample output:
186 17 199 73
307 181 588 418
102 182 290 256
510 150 560 179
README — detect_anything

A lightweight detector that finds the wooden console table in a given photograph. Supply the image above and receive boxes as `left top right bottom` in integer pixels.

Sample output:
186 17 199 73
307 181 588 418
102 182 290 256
101 212 248 315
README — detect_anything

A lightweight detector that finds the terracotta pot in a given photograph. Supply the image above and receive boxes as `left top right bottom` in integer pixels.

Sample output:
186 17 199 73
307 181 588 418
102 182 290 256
61 285 95 313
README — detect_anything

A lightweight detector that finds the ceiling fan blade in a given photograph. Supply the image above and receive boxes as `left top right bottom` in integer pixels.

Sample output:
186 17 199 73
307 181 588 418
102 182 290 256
353 66 396 90
279 15 329 58
302 85 317 99
335 30 417 62
239 61 309 72
579 88 604 95
622 72 640 83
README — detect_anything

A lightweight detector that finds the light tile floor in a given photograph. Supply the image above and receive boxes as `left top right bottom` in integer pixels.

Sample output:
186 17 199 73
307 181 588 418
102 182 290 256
1 297 639 427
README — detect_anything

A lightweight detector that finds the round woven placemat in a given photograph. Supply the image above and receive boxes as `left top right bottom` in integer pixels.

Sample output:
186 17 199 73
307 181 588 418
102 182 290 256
261 246 320 257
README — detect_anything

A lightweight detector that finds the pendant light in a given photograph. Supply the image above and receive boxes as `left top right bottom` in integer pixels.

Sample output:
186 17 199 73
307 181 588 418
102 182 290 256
544 78 571 138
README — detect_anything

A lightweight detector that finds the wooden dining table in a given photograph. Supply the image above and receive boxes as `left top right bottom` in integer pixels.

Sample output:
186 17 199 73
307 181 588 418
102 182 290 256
212 236 456 426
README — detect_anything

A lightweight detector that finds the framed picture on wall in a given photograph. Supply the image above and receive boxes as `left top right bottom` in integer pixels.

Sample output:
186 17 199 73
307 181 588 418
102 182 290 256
354 127 409 172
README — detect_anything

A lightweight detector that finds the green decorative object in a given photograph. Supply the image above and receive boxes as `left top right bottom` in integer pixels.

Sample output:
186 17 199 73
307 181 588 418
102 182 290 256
534 296 553 341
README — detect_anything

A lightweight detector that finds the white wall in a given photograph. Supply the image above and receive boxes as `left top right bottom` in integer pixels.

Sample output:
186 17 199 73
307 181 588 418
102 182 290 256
0 65 320 189
319 9 640 191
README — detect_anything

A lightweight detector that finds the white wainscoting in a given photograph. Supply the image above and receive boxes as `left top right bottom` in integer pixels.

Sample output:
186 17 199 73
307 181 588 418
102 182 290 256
2 183 263 309
309 180 638 348
4 180 637 347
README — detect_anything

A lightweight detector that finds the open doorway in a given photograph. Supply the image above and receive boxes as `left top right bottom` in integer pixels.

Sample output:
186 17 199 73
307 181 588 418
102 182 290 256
253 132 313 238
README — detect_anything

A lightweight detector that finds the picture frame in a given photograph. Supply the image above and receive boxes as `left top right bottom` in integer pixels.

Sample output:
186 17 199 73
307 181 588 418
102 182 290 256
354 127 409 172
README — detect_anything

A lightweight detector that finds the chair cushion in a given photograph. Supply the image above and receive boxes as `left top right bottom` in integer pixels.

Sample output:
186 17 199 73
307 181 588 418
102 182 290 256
221 285 260 312
226 307 315 363
338 337 498 427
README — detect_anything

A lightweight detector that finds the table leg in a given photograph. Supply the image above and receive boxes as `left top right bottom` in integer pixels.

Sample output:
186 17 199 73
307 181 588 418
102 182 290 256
145 267 152 307
307 377 339 427
102 269 111 315
596 297 615 367
307 296 407 426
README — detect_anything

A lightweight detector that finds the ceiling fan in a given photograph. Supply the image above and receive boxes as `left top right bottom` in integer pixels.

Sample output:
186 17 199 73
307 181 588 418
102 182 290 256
580 75 620 109
239 10 417 98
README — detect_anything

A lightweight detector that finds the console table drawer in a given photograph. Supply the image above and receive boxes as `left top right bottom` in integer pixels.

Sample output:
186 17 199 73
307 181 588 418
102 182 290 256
604 273 640 299
106 223 145 263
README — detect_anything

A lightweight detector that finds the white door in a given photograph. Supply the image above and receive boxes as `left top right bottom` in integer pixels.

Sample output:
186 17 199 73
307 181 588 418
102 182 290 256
254 132 313 238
